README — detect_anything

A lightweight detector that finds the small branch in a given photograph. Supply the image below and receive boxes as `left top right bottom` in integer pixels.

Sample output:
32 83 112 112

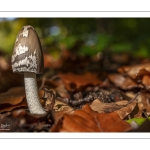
38 76 46 91
41 87 140 109
125 92 140 106
57 95 95 107
57 92 141 108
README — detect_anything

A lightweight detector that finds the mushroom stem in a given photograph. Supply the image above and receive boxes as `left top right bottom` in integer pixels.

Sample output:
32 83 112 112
24 72 46 115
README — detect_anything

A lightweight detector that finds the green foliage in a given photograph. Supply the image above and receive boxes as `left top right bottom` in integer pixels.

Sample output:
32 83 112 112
127 117 150 126
0 19 24 54
96 34 112 51
111 42 132 53
1 18 150 58
79 34 111 56
60 35 78 49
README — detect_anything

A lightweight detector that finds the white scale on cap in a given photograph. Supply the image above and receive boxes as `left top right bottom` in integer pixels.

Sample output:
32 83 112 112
12 49 38 72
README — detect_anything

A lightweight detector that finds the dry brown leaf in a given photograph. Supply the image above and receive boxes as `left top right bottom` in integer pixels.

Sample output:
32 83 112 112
108 74 143 90
56 85 70 98
0 87 45 113
115 100 137 119
142 75 150 90
0 71 24 92
134 102 144 118
118 63 150 79
0 100 27 113
53 100 74 123
0 86 25 105
59 72 102 91
11 109 27 117
50 104 132 132
136 92 150 117
90 98 137 119
90 99 129 113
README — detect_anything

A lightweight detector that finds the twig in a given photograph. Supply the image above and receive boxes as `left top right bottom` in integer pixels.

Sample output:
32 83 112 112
125 92 140 106
57 95 95 107
38 76 46 91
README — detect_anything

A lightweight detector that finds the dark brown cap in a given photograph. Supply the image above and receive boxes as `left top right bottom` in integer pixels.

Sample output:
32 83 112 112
11 25 44 74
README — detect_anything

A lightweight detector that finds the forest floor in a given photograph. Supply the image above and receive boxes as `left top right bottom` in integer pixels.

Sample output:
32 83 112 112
0 50 150 132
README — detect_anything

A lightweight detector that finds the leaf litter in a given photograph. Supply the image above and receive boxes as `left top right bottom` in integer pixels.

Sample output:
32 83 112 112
1 51 150 132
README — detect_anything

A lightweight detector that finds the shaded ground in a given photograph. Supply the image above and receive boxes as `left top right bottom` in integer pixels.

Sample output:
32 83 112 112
1 50 150 132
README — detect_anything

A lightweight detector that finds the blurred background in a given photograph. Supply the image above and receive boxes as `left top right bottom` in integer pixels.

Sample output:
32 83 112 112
1 18 150 71
1 18 150 56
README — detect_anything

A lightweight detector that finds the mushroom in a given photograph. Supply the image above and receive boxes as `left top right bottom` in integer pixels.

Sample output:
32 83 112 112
11 25 46 115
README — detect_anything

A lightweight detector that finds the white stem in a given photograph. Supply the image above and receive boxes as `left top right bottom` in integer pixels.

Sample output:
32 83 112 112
24 72 46 115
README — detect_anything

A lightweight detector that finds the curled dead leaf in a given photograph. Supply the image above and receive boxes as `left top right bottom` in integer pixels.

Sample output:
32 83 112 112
90 92 139 119
118 63 150 79
135 92 150 117
53 100 74 123
108 74 143 90
115 100 137 119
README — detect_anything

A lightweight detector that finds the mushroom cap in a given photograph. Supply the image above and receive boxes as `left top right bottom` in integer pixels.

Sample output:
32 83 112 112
11 25 44 74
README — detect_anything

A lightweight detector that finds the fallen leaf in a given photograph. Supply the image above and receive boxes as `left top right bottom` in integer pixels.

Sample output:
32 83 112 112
53 100 74 123
0 100 27 113
118 63 150 79
134 102 144 118
11 109 26 117
59 72 102 91
0 86 25 105
108 74 143 90
0 71 24 92
56 84 71 98
137 92 150 117
142 75 150 90
50 104 132 132
115 100 137 119
0 87 47 113
90 98 137 120
90 99 128 113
